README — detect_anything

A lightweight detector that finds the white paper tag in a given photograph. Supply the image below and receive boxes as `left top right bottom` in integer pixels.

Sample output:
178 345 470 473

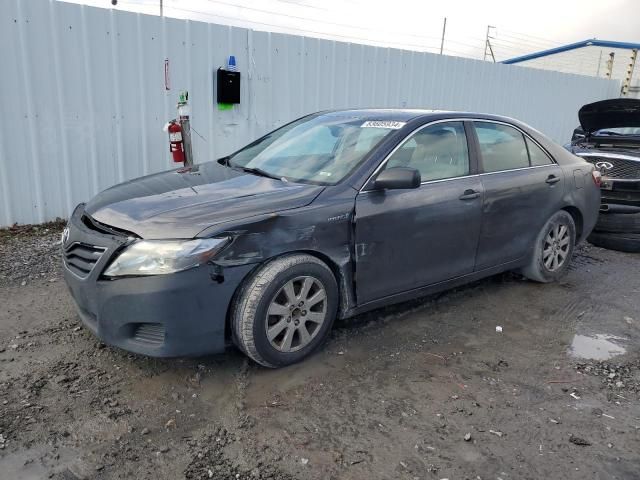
361 120 406 129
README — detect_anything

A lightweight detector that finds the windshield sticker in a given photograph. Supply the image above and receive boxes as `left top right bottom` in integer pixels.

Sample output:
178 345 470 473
361 120 406 129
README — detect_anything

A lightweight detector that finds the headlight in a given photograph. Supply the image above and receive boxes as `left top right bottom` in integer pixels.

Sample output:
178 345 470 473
103 238 230 277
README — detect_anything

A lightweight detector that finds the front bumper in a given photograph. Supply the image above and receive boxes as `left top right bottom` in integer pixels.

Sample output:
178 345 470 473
62 206 254 357
599 178 640 213
573 151 640 213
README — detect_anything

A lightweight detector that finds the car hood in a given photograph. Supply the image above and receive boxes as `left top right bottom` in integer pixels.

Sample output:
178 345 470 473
579 98 640 133
85 161 324 239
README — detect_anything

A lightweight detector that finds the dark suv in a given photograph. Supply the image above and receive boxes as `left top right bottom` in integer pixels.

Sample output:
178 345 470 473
567 98 640 252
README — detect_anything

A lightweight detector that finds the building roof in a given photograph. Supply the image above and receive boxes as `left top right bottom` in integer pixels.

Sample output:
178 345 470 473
501 39 640 65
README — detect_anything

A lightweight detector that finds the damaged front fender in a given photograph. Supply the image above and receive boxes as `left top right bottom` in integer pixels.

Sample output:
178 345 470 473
198 189 358 317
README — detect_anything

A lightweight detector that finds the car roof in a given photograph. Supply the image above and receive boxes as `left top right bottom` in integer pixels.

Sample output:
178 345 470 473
320 108 578 174
319 108 515 123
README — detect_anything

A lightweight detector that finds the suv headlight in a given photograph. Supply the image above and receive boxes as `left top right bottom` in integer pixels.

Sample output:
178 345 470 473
103 238 230 277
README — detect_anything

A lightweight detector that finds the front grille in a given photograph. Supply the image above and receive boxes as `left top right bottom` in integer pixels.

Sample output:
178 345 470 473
580 155 640 179
63 242 106 278
132 323 165 345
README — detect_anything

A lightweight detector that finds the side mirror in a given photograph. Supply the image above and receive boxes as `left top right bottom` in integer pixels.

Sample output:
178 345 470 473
374 167 421 190
572 126 585 141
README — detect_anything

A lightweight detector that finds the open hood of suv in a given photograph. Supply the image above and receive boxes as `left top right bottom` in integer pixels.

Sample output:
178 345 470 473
579 98 640 134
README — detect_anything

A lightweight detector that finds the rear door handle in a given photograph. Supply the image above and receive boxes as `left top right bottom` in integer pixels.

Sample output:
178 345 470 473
459 189 480 200
545 175 561 185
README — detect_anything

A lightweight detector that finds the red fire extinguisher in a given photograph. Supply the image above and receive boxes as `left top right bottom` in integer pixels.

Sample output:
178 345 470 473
167 120 185 164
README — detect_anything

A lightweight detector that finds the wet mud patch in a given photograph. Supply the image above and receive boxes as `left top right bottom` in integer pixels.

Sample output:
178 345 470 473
1 231 640 479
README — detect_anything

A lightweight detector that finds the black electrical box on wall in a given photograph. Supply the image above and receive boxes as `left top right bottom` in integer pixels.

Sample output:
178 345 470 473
217 68 241 104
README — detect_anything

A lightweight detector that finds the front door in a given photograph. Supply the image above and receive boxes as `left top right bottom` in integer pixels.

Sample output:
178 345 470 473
354 121 483 305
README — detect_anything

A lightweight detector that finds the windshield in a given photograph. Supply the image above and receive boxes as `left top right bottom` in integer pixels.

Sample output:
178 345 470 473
593 127 640 136
228 114 399 185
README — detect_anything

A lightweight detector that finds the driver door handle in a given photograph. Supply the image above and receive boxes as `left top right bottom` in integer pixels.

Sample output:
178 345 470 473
459 189 480 200
545 174 561 185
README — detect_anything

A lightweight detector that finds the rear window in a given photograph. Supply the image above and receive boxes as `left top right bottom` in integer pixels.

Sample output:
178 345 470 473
526 137 553 166
475 122 529 173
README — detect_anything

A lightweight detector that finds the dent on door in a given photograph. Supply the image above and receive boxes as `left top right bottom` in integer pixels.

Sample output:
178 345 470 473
354 177 483 304
475 166 564 269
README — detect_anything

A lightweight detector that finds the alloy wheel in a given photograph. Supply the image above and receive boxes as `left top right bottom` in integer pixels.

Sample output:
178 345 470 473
543 223 570 271
265 276 328 353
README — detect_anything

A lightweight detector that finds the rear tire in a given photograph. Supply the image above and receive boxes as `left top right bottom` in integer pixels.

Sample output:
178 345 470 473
522 210 576 283
231 254 338 368
587 231 640 253
594 211 640 234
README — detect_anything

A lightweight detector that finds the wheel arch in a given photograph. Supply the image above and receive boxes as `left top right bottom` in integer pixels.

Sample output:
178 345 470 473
223 249 353 341
561 205 584 243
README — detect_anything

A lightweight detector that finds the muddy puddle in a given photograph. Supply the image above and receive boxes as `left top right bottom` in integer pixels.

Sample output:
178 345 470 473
569 333 628 360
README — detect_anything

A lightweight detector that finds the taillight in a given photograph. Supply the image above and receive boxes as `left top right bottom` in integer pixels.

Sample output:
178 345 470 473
591 169 602 186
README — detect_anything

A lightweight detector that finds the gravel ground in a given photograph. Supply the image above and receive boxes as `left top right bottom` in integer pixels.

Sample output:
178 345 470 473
0 220 65 287
0 226 639 479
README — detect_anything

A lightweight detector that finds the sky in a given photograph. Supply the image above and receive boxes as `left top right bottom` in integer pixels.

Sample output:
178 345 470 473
61 0 640 61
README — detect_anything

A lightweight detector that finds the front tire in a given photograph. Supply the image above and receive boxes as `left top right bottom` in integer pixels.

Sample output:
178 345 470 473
231 254 338 368
521 210 576 283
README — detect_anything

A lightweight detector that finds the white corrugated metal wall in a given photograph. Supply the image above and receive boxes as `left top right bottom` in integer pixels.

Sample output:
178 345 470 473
0 0 621 227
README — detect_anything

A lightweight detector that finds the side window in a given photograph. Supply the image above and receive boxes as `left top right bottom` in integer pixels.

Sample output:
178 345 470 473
525 137 553 166
475 122 529 173
386 122 469 181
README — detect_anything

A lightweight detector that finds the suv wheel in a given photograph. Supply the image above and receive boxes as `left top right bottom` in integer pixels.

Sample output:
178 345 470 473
587 231 640 253
594 211 640 234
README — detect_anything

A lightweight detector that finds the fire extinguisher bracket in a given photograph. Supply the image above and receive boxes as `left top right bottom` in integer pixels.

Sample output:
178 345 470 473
177 90 194 167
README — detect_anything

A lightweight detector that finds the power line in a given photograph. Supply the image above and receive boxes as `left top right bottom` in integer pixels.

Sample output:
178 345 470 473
167 5 443 51
496 28 563 46
117 1 563 62
201 0 444 43
273 0 327 11
494 34 557 49
199 0 498 57
491 37 556 51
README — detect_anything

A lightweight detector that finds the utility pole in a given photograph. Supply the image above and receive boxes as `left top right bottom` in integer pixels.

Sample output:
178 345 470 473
160 0 163 17
484 25 496 62
621 49 638 96
439 17 447 55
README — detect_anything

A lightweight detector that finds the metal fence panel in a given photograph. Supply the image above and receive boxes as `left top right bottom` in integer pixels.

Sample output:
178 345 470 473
0 0 621 226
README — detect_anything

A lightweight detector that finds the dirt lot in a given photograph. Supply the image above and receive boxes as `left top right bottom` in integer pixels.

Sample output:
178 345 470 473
1 224 639 480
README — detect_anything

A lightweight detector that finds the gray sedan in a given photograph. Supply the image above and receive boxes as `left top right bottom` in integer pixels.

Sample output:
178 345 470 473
62 109 601 367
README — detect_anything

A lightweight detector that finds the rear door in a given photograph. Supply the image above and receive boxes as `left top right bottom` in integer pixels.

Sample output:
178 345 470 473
354 121 483 304
472 121 564 270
